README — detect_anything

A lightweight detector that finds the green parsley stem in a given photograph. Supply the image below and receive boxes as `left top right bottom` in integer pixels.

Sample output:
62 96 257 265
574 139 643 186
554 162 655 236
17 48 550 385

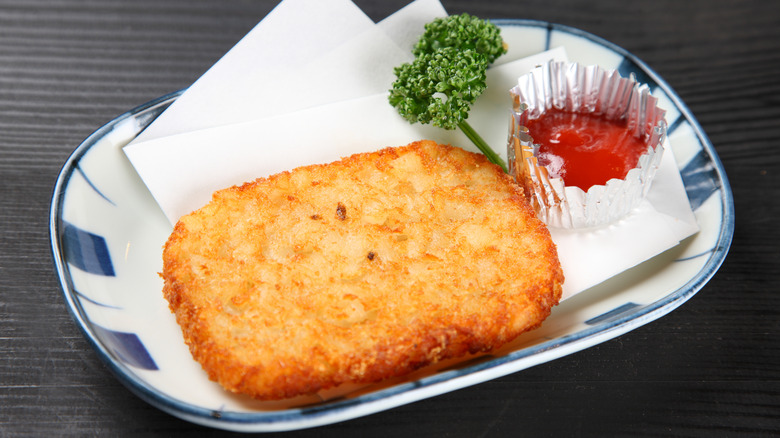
458 120 508 173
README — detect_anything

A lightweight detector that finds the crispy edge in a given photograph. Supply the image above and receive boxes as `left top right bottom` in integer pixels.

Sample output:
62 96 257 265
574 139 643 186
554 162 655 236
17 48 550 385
161 140 564 400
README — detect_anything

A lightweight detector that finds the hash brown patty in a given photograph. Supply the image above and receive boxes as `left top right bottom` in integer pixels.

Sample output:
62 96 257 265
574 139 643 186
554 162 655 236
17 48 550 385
161 140 563 400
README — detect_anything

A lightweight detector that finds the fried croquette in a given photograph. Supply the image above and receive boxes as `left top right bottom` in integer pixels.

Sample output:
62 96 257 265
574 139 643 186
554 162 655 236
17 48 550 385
161 140 563 400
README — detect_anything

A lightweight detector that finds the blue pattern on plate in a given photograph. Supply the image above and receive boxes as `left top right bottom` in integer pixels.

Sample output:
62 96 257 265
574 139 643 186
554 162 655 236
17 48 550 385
92 325 158 370
61 221 116 276
679 150 721 211
76 166 115 205
74 289 121 309
665 115 685 137
676 248 716 262
543 22 554 51
585 302 641 325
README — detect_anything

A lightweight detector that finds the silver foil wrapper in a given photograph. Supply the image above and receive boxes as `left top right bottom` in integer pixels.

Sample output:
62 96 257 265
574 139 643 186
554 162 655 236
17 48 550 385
508 60 667 229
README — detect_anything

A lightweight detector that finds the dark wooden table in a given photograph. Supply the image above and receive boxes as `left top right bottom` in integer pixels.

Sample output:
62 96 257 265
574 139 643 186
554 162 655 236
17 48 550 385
2 0 778 436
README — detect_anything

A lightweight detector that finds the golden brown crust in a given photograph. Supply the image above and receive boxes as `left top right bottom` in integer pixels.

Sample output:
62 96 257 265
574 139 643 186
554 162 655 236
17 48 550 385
161 140 563 400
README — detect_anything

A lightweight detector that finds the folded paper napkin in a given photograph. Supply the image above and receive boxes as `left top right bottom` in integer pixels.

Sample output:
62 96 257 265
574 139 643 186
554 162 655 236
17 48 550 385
124 0 699 300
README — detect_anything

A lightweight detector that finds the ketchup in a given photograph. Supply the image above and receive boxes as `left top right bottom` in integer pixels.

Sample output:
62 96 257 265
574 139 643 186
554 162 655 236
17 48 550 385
525 109 647 191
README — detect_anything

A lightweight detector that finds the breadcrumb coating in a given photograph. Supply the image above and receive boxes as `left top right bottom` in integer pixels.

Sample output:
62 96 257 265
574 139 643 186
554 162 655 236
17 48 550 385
161 140 563 400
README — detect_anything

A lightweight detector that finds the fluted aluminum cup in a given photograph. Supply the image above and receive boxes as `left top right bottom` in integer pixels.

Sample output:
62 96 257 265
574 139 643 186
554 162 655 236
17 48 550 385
508 60 667 229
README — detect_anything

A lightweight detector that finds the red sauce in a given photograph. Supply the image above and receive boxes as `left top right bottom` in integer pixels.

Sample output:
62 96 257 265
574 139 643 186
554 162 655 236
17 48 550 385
525 109 647 191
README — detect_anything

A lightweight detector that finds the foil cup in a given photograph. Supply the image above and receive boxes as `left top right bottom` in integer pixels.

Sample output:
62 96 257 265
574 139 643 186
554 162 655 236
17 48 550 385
508 60 667 229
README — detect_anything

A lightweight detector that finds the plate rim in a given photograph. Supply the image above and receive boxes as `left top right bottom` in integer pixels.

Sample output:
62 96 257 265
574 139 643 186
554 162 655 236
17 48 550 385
49 19 735 432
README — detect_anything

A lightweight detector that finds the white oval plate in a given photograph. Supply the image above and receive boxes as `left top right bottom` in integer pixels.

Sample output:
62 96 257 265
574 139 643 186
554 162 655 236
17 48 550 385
50 20 734 432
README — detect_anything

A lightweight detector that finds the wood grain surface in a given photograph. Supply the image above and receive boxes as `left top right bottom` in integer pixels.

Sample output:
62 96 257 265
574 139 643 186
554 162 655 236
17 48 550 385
1 0 778 436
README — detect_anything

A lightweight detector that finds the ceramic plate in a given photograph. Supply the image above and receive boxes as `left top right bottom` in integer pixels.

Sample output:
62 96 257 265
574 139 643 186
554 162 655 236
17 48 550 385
50 20 734 432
